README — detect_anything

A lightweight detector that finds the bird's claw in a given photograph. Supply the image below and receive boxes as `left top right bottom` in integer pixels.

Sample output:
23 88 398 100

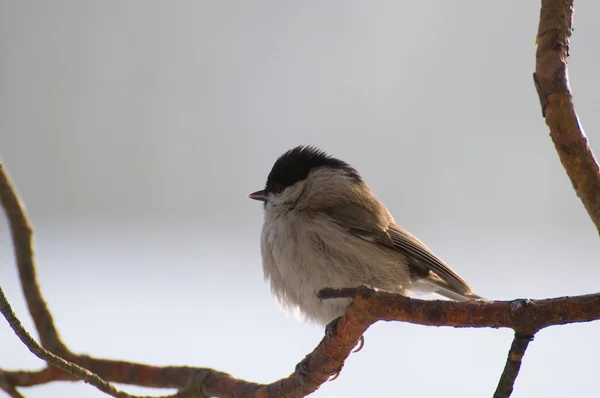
295 354 345 385
325 317 340 340
305 317 362 384
353 335 365 353
295 355 312 386
325 318 365 352
328 363 344 381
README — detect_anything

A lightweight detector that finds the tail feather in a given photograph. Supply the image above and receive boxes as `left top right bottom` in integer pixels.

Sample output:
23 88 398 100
434 286 485 302
410 278 485 301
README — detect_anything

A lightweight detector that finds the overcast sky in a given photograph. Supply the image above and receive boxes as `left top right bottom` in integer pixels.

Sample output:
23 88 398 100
1 2 600 397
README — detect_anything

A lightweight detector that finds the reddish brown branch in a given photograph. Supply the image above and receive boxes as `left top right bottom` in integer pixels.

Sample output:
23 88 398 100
0 285 166 398
318 287 600 335
0 277 345 398
2 366 75 387
534 0 600 235
0 163 68 355
0 370 24 398
3 284 600 398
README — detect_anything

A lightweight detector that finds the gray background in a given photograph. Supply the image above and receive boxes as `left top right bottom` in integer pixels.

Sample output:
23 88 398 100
1 1 599 397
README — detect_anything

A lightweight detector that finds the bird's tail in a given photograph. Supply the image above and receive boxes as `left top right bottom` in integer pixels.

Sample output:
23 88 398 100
433 284 486 301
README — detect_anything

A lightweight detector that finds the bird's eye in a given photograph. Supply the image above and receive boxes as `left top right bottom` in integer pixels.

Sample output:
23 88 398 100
273 183 284 193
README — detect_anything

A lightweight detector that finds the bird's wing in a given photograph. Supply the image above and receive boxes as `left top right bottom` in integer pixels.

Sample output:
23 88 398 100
324 206 481 301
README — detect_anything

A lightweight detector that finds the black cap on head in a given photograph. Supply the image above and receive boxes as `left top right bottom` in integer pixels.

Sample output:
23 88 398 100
264 145 361 194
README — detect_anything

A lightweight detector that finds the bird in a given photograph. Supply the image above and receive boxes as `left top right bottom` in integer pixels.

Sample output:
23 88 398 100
249 145 482 327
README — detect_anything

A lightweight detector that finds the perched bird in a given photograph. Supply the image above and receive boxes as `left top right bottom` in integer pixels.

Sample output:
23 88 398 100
249 145 482 326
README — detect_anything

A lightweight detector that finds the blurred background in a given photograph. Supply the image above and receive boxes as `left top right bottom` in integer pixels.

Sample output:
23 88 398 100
1 1 599 397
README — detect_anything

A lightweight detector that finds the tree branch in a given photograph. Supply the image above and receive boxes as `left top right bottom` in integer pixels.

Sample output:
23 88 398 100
0 163 68 354
318 287 600 335
4 283 600 397
534 0 600 235
0 370 24 398
493 334 534 398
0 285 177 398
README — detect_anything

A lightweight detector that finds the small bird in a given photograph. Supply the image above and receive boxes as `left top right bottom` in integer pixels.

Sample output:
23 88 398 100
249 145 482 326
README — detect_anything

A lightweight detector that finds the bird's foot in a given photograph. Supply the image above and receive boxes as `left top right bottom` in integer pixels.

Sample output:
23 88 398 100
295 354 346 385
328 363 344 382
325 317 365 352
295 354 312 386
325 317 340 339
325 316 348 340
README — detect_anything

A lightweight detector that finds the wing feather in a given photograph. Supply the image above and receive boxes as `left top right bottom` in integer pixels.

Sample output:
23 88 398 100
324 206 481 301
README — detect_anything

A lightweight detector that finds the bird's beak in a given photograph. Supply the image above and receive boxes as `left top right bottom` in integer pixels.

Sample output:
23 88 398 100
248 189 267 202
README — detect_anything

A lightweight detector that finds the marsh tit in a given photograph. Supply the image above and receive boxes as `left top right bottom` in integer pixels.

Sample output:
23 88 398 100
249 145 482 325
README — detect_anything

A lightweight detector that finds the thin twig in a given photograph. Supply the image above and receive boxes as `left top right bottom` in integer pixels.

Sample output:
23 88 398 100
0 285 182 398
0 163 68 354
2 366 75 387
493 334 534 398
534 0 600 235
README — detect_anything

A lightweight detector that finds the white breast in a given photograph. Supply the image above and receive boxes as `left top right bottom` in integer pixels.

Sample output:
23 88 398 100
260 207 410 325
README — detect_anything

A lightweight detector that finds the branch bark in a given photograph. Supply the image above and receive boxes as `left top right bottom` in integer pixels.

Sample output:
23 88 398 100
317 287 600 334
0 370 24 398
0 164 68 355
534 0 600 235
493 334 534 398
